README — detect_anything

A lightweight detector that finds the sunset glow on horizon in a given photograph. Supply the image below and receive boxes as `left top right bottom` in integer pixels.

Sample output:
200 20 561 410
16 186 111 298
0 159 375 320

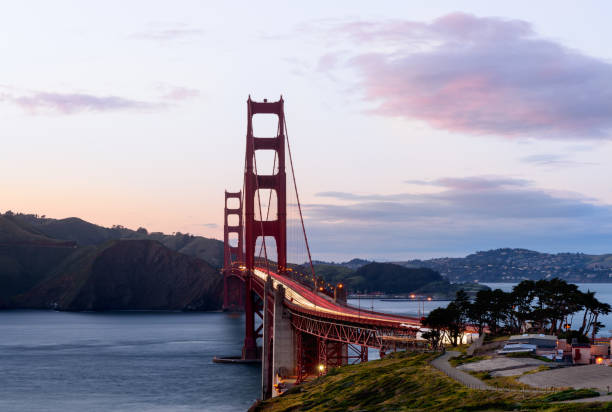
2 1 612 260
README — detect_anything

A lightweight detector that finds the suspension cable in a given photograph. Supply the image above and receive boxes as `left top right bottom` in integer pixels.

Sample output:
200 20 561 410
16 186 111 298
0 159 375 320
257 146 278 258
252 144 271 276
284 118 316 282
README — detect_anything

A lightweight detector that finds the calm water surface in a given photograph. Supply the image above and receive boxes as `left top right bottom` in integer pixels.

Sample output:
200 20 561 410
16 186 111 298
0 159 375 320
3 283 612 411
0 311 260 412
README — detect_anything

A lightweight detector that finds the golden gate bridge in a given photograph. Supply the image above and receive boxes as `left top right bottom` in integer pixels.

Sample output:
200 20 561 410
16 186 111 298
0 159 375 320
216 96 425 399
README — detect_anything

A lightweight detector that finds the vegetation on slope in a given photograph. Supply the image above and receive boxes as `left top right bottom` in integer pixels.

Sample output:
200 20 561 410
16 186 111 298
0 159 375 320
348 263 442 294
0 212 224 310
6 212 224 267
422 280 610 350
254 352 611 412
304 262 487 297
0 214 78 305
14 239 223 311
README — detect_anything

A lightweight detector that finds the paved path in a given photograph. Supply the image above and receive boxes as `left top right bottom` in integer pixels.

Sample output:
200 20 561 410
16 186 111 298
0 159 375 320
431 351 495 390
432 351 612 406
519 364 612 392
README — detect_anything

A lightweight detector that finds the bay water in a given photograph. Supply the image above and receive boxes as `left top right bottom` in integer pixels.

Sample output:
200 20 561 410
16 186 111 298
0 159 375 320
2 283 612 411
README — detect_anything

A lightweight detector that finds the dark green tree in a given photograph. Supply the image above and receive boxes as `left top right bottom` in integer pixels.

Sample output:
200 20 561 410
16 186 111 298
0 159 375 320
421 330 441 350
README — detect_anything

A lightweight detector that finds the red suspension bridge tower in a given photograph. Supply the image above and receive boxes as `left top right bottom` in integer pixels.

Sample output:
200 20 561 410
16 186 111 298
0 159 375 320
243 96 287 359
222 191 244 311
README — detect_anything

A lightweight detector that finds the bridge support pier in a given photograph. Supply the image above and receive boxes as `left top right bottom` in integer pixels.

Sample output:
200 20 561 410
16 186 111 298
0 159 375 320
271 284 295 397
261 276 273 399
242 275 259 360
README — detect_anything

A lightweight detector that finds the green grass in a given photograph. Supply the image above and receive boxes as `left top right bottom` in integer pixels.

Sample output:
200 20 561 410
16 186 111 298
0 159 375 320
253 352 612 411
536 389 600 402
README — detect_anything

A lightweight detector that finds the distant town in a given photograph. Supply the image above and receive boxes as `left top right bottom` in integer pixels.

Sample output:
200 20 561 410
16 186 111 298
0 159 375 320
399 248 612 283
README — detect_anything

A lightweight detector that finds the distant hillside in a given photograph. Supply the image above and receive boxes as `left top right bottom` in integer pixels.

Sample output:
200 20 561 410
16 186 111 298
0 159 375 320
14 240 222 311
348 263 442 294
312 258 371 270
0 214 78 305
8 212 224 267
397 248 612 283
0 214 69 245
0 211 224 310
301 261 487 297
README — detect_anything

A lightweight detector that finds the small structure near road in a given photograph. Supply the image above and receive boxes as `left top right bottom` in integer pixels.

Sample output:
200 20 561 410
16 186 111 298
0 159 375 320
558 338 611 365
498 334 558 358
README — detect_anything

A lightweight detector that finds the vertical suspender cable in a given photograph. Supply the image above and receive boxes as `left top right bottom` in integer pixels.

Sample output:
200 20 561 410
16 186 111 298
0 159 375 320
253 152 271 276
284 119 316 282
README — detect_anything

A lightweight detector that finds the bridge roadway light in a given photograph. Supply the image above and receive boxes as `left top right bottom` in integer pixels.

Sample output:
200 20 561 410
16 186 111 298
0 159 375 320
318 364 325 373
427 297 432 301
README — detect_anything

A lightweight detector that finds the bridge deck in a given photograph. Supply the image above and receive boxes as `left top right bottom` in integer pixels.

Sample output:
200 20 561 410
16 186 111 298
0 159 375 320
253 267 422 329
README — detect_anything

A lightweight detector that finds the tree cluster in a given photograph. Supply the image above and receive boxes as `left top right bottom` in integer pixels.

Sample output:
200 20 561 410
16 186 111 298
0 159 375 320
422 278 610 348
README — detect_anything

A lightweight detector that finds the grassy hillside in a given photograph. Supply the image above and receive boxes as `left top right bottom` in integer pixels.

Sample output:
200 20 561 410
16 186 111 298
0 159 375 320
0 215 78 306
0 214 67 244
347 263 443 294
15 239 222 311
7 212 224 267
254 352 611 411
0 212 224 310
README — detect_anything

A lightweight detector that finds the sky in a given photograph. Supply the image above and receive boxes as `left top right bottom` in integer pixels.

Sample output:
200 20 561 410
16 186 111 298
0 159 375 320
2 1 612 261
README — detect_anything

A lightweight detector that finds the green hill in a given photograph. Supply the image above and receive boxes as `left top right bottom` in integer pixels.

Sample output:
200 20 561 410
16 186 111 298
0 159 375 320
14 239 222 311
0 212 224 310
347 263 443 294
7 212 224 267
0 214 78 306
302 261 487 297
254 352 610 411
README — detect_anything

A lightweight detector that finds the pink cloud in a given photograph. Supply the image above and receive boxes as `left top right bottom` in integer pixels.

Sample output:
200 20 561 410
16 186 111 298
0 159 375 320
329 13 612 139
4 91 162 115
161 86 200 101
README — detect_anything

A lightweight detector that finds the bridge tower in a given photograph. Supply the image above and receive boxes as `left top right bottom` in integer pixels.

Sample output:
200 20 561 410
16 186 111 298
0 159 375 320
222 191 244 310
243 96 287 360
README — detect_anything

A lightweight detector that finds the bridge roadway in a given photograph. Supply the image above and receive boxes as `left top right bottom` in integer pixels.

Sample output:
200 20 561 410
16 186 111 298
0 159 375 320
252 267 423 329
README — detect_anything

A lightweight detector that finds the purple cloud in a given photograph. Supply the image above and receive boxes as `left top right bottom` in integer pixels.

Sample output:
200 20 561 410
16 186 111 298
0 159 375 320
304 175 612 259
520 154 596 167
4 91 162 114
327 13 612 139
160 86 200 101
0 84 203 115
408 176 530 191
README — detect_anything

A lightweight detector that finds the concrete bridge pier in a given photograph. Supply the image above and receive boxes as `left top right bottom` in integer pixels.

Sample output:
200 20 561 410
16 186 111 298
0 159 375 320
271 284 295 397
261 276 273 400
